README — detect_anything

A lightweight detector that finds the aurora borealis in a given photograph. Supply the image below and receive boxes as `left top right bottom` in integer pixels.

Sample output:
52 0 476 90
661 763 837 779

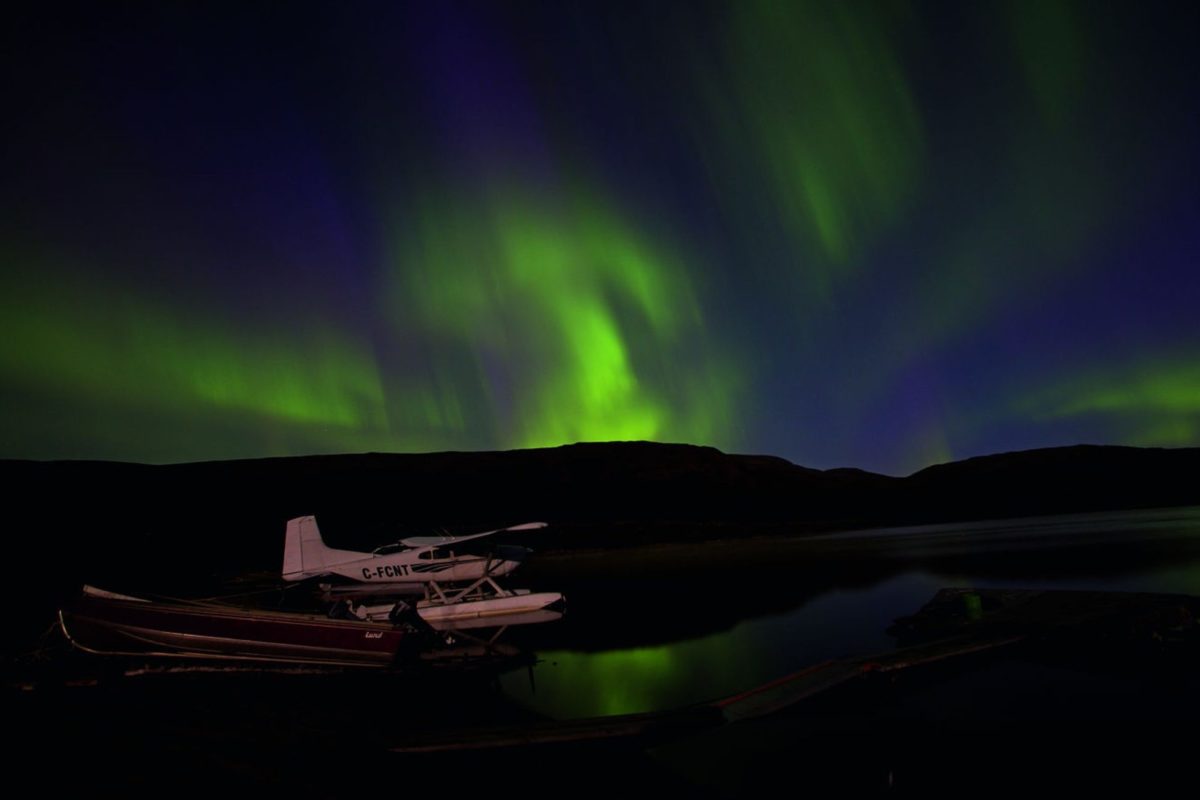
2 2 1197 474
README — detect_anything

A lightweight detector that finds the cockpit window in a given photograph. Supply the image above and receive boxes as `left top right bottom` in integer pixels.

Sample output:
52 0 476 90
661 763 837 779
419 547 452 560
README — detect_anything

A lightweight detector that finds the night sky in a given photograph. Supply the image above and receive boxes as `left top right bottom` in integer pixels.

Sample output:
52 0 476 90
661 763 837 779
2 1 1197 474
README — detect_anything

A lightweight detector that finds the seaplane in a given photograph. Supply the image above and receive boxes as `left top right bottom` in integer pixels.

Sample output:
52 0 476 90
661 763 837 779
282 515 564 628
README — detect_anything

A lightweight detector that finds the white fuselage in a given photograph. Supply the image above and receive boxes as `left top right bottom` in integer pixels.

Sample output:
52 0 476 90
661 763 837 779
282 516 535 586
322 550 522 585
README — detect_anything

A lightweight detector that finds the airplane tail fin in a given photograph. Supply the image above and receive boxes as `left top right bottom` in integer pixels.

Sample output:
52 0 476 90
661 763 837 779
283 516 360 581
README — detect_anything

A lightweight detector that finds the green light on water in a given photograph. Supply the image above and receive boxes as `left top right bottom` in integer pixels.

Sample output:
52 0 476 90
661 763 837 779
531 646 682 718
505 628 758 719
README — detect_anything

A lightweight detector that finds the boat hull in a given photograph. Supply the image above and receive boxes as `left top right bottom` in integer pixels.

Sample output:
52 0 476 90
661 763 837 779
59 592 414 668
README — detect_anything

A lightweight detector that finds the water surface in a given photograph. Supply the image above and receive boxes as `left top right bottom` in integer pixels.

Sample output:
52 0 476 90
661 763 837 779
502 506 1200 718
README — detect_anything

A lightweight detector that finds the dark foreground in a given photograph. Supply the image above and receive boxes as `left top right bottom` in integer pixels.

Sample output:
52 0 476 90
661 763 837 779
9 586 1200 795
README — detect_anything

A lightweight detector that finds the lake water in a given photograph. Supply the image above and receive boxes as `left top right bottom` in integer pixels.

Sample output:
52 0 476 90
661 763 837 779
500 506 1200 719
14 505 1200 795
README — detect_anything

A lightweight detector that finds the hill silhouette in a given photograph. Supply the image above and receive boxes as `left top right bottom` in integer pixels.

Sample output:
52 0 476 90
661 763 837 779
3 441 1197 600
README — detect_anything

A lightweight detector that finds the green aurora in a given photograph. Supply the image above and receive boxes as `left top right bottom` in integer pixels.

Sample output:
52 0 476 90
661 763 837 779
384 179 739 452
1 1 1196 471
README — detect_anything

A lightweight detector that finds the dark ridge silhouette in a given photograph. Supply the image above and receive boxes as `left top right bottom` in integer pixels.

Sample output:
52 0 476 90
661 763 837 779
2 442 1198 607
902 444 1200 521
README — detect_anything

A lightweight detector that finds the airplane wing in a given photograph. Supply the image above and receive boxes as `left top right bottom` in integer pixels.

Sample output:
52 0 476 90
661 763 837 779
400 521 547 548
